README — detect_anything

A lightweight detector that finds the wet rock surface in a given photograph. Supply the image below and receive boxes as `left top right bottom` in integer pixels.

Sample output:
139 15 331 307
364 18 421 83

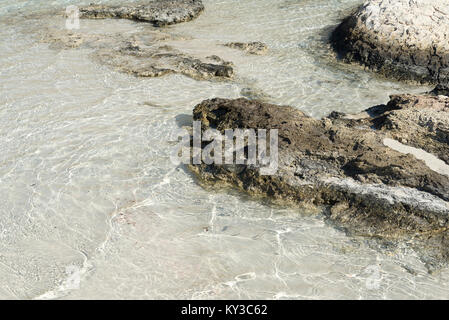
53 1 233 80
94 41 234 80
189 95 449 270
40 25 234 81
331 0 449 85
224 42 268 55
79 0 204 26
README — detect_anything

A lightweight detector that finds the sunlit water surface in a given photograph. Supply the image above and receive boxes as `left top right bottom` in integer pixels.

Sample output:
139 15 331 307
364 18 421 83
0 0 447 299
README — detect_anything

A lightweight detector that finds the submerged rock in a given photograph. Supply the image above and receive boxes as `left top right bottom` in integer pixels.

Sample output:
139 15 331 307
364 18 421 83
189 94 449 270
331 0 449 85
79 0 204 26
223 42 268 55
41 28 234 81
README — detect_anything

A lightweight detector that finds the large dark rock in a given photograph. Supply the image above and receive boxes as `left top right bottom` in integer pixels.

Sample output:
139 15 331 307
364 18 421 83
189 95 449 270
79 0 204 26
331 0 449 85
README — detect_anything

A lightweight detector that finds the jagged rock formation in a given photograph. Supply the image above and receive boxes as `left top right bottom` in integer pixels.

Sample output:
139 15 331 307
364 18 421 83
224 42 268 55
331 0 449 85
79 0 204 26
189 94 449 270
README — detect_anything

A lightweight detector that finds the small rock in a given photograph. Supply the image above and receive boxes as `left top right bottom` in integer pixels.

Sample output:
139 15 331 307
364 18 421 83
224 42 268 55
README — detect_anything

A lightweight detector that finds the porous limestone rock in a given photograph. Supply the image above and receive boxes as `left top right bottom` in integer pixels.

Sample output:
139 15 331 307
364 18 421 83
331 0 449 85
189 94 449 270
430 84 449 97
79 0 204 26
223 42 268 55
94 42 234 80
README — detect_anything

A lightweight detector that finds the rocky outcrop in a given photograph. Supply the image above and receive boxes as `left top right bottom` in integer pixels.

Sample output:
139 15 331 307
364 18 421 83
224 42 268 55
94 42 234 80
189 94 449 270
331 0 449 85
41 28 234 81
40 2 274 81
79 0 204 26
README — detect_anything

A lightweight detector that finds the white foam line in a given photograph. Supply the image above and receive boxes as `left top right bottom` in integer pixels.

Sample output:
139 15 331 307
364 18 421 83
383 138 449 177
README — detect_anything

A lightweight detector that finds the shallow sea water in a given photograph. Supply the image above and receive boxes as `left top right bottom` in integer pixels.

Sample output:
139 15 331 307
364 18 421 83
0 0 447 299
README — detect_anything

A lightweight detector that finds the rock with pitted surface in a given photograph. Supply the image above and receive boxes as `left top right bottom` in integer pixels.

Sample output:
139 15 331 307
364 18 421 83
430 84 449 97
189 94 449 271
40 27 234 81
94 42 234 80
224 42 268 55
331 0 449 85
79 0 204 26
